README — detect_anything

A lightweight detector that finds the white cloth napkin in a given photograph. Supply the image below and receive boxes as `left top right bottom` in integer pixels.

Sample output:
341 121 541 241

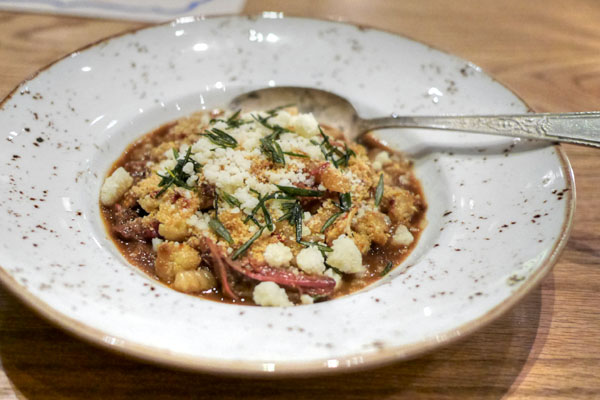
0 0 246 22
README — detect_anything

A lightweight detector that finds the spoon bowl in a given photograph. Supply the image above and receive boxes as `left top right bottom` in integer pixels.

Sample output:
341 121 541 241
230 86 363 139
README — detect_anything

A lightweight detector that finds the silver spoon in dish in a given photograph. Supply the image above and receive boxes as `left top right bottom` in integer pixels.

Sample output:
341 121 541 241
229 86 600 147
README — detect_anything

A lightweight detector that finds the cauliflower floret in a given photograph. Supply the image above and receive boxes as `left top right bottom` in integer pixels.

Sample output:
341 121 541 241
253 281 293 307
295 246 326 275
264 242 294 268
100 167 133 206
326 235 365 274
391 224 414 246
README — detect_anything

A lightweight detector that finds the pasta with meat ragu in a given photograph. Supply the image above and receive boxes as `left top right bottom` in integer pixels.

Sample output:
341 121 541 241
100 106 426 306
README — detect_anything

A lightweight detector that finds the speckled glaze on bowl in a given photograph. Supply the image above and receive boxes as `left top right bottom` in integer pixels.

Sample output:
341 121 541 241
0 15 574 376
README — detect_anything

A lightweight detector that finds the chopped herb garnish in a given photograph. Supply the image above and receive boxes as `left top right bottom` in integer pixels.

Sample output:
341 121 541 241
339 192 352 211
276 185 324 197
232 226 265 260
375 173 384 207
201 127 238 148
251 113 290 135
283 151 309 158
210 109 250 129
326 263 344 276
247 214 262 228
298 240 332 253
244 191 293 227
224 109 247 128
293 202 303 242
261 203 274 231
381 261 393 276
320 212 343 233
260 136 286 165
209 217 233 245
317 126 356 169
155 147 200 197
219 190 241 208
279 200 304 242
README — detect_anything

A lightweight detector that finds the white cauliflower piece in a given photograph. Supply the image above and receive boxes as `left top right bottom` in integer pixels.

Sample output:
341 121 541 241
100 167 133 206
326 235 365 274
295 247 326 275
264 242 293 268
253 281 293 307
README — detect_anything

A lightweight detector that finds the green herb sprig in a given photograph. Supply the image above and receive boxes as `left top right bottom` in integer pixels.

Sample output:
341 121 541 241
219 190 242 208
320 212 343 233
276 185 324 197
298 240 332 253
283 151 309 158
232 226 265 260
278 200 304 242
381 261 394 276
209 217 234 244
321 192 352 233
155 147 201 197
201 128 238 149
209 109 250 129
260 136 286 166
375 173 384 207
314 126 356 169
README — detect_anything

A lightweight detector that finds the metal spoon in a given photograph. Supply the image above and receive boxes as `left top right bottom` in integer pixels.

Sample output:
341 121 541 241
229 86 600 147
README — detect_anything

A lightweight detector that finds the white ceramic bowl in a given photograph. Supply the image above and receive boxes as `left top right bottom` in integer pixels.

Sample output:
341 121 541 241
0 15 574 376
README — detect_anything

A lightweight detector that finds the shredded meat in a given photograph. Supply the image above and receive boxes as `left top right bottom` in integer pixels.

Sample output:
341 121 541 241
203 238 336 299
112 204 158 241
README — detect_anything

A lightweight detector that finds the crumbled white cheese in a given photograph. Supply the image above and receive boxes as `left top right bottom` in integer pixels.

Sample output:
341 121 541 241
187 212 211 232
392 225 414 246
100 167 133 206
300 294 314 305
201 147 253 192
296 247 326 275
324 268 342 289
182 162 195 175
326 234 365 273
277 132 324 160
301 222 311 238
269 110 292 128
234 187 260 214
291 113 319 138
264 242 293 268
253 281 293 307
186 174 199 187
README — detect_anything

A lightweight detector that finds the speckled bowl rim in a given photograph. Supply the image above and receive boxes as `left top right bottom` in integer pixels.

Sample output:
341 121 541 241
0 14 575 377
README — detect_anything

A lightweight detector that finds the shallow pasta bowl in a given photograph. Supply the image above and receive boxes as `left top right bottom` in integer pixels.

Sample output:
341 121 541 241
0 15 574 376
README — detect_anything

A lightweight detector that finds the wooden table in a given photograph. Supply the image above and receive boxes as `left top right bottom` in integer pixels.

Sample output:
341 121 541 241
0 1 598 398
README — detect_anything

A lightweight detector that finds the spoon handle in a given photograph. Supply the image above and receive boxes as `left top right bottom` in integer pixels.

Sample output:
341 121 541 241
363 112 600 147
